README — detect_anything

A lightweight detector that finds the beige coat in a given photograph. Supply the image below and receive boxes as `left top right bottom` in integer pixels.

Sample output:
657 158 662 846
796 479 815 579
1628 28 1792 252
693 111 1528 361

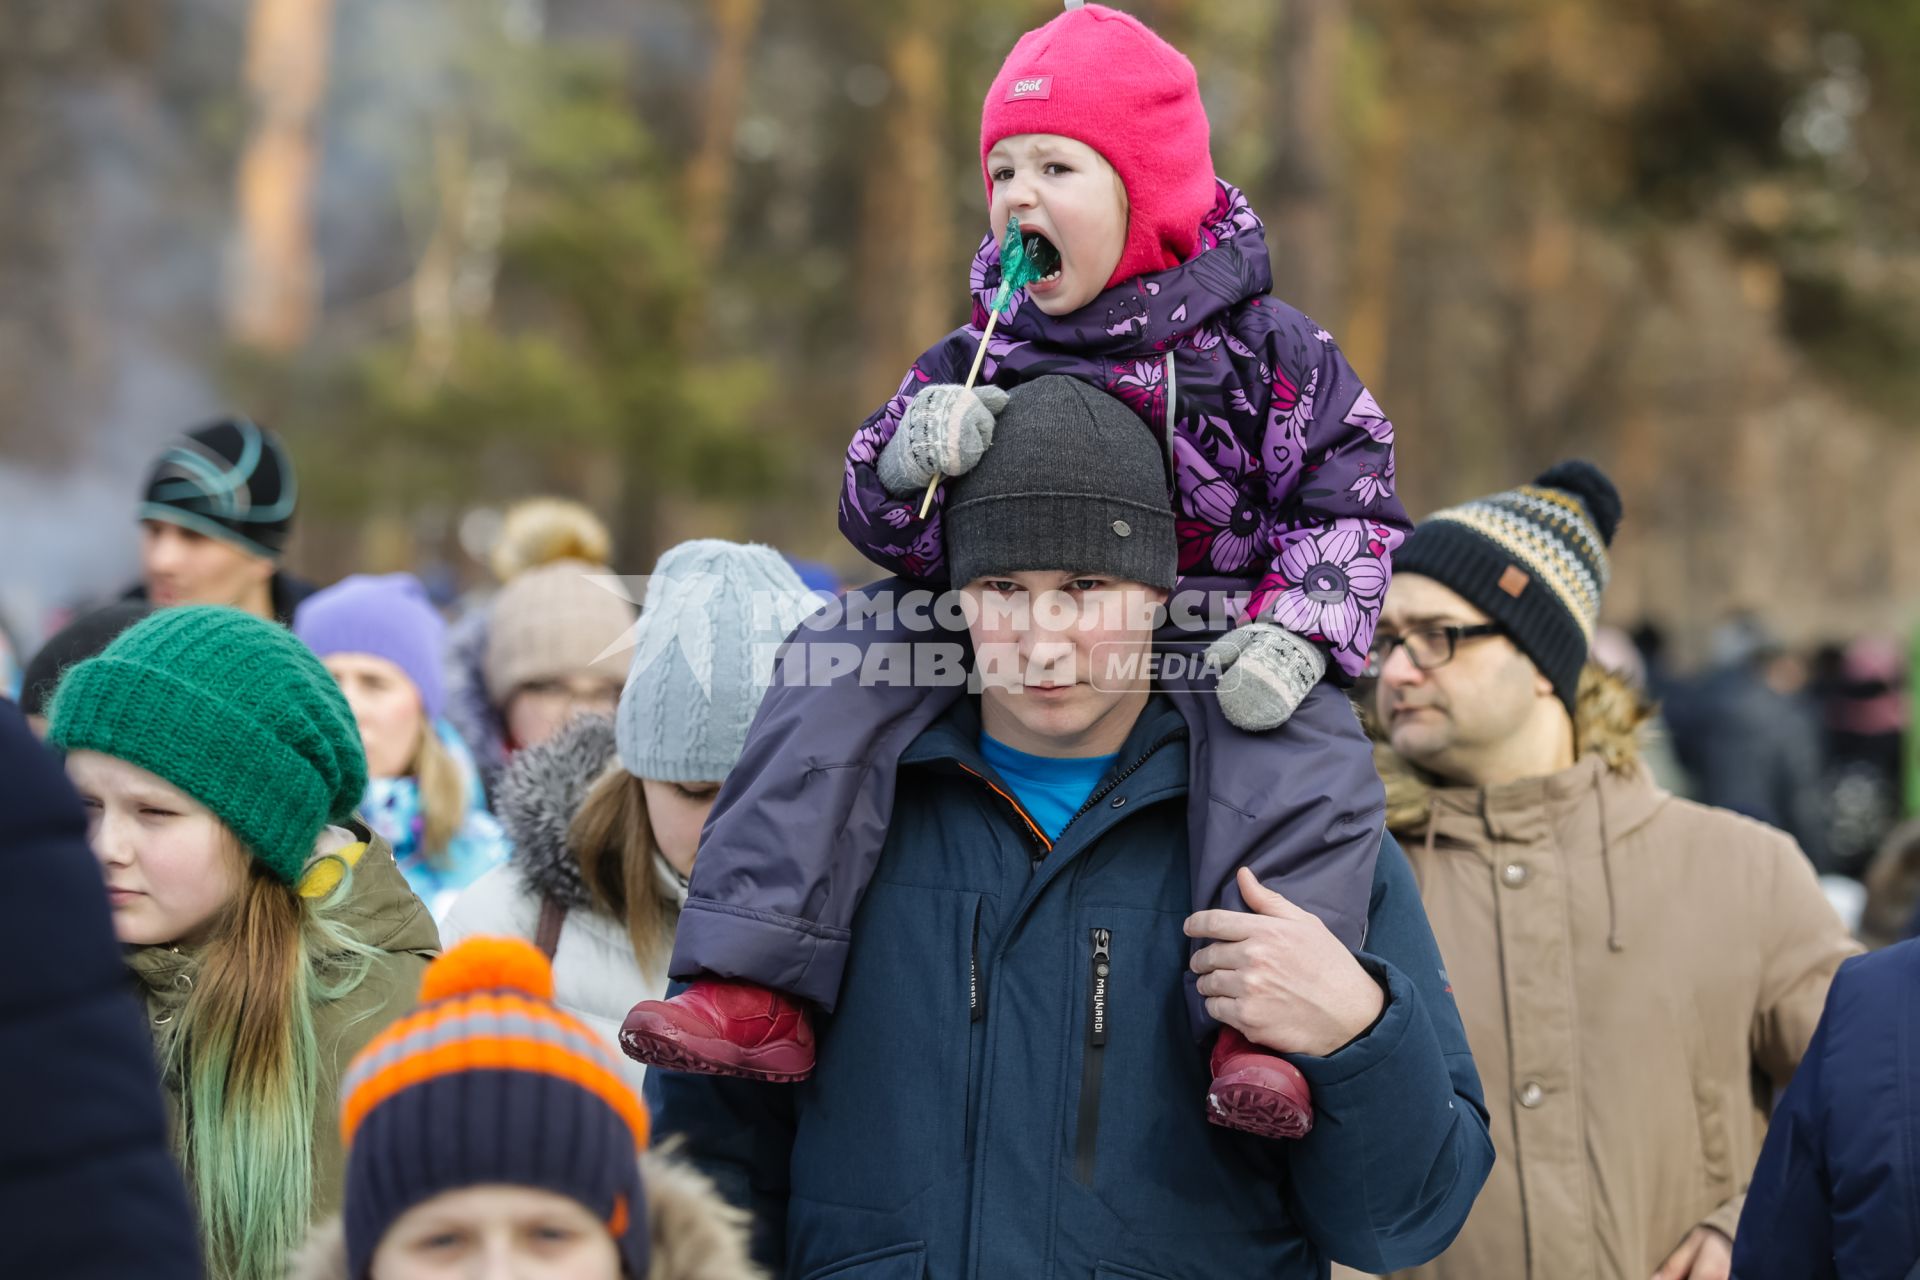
1379 670 1859 1280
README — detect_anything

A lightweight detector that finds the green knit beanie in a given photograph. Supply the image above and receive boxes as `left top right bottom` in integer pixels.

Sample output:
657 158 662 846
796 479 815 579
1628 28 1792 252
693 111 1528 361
47 605 369 885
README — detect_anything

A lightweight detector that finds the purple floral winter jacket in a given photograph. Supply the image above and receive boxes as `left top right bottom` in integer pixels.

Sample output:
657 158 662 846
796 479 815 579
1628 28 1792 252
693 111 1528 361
840 181 1410 680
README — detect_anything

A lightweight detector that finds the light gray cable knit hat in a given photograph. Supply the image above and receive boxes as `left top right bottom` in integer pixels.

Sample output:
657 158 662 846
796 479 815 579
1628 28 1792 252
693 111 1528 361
614 539 822 783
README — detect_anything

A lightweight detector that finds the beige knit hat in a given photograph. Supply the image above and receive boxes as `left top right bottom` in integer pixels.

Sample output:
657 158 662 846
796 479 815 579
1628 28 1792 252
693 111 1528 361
484 558 638 705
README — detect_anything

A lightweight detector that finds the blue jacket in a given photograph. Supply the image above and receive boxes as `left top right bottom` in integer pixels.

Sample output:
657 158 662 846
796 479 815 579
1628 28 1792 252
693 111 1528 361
1733 940 1920 1279
652 695 1492 1279
0 700 201 1278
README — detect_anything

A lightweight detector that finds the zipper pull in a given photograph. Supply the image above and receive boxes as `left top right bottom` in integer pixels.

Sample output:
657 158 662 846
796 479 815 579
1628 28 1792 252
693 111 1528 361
1077 927 1113 1185
970 901 986 1022
1089 928 1110 1046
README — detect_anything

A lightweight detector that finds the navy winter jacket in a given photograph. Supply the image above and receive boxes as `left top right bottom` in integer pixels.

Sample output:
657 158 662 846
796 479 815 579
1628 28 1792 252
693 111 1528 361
651 695 1492 1279
0 699 201 1278
1733 939 1920 1278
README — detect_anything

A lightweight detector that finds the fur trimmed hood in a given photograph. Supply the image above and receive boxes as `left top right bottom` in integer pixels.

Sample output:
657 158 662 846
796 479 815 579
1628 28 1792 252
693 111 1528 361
1375 662 1653 833
1374 661 1670 957
288 1148 762 1280
495 713 620 909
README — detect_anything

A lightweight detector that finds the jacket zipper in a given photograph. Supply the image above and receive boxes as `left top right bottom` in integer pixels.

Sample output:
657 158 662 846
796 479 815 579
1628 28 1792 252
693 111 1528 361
1063 728 1186 834
963 897 988 1157
956 762 1052 868
956 726 1183 874
1076 926 1111 1184
969 898 986 1022
957 728 1180 1255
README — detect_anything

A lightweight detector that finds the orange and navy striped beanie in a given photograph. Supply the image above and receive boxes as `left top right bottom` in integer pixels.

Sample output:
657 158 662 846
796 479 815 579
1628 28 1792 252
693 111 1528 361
338 938 651 1277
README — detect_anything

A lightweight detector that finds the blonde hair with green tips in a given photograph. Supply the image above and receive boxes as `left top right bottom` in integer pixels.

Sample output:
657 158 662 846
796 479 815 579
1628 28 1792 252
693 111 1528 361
161 835 384 1280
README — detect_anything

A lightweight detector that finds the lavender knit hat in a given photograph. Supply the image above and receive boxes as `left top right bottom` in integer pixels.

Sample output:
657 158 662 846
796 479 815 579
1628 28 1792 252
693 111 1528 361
614 540 822 784
295 574 448 719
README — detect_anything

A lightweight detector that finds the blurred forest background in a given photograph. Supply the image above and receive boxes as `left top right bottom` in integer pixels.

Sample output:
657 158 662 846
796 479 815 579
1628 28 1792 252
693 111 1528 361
1 0 1917 659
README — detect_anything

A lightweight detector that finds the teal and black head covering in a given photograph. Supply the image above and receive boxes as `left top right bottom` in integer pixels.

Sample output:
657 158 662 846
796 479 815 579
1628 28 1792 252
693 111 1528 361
140 418 297 559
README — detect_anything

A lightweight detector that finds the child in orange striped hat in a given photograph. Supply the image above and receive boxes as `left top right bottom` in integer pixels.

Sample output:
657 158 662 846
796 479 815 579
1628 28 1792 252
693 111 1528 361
293 937 761 1280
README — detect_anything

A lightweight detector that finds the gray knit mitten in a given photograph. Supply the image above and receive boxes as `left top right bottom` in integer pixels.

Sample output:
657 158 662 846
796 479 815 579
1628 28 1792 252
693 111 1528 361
876 384 1011 496
1207 622 1330 731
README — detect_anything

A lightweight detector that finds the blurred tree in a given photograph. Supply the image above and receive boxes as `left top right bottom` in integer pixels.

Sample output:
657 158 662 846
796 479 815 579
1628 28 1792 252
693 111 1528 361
228 0 335 350
854 0 958 399
678 0 764 345
10 0 1916 646
238 3 774 571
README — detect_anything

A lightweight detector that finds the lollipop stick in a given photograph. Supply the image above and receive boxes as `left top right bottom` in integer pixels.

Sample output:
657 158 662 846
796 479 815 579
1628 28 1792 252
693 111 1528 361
917 307 1002 519
960 310 999 388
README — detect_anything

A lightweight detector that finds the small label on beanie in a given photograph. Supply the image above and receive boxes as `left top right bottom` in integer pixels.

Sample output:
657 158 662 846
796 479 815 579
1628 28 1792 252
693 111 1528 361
1499 565 1530 598
1007 75 1053 102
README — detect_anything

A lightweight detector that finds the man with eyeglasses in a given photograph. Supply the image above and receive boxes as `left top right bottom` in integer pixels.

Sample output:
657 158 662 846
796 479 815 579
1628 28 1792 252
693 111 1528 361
1365 462 1857 1280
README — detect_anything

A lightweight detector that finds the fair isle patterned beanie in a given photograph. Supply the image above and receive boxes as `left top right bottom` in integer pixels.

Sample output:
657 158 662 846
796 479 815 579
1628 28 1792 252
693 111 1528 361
140 418 297 559
615 540 821 784
1393 461 1622 713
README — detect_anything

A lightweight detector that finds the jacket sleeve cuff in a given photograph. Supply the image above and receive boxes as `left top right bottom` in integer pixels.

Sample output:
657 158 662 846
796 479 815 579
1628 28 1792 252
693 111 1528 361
1276 955 1488 1271
1700 1194 1742 1244
1286 956 1413 1088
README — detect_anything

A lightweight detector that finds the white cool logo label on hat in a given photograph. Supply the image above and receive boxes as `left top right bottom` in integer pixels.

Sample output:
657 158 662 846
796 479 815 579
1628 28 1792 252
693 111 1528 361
1006 75 1053 102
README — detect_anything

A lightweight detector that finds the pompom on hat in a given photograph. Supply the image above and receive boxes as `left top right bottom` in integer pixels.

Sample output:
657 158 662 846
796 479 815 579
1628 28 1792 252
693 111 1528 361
339 937 651 1277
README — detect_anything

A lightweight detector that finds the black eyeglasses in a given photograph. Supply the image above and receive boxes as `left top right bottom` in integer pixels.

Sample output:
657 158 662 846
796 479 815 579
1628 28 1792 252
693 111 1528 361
1364 623 1503 677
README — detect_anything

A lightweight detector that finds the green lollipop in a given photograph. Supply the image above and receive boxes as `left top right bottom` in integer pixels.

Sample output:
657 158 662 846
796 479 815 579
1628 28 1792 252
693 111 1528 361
918 214 1060 516
991 213 1059 313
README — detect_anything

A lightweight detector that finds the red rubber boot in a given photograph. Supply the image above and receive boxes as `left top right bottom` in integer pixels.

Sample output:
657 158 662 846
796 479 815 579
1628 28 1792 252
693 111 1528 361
1205 1025 1314 1139
620 978 816 1083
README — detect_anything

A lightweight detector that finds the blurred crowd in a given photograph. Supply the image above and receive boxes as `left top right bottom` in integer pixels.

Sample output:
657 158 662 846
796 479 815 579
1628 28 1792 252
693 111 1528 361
1592 618 1914 941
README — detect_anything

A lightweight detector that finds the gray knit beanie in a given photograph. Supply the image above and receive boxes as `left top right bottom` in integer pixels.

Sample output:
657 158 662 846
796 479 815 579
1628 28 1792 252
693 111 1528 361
946 376 1176 590
614 540 821 783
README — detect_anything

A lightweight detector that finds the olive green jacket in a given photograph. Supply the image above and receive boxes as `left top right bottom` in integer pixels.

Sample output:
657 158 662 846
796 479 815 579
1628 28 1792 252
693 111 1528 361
125 827 440 1223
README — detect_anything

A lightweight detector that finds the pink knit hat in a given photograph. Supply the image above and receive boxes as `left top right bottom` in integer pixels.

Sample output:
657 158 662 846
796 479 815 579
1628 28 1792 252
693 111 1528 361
980 3 1217 289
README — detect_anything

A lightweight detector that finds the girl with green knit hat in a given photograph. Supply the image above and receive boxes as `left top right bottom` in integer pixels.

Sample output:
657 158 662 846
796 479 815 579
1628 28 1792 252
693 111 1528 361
46 605 441 1280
